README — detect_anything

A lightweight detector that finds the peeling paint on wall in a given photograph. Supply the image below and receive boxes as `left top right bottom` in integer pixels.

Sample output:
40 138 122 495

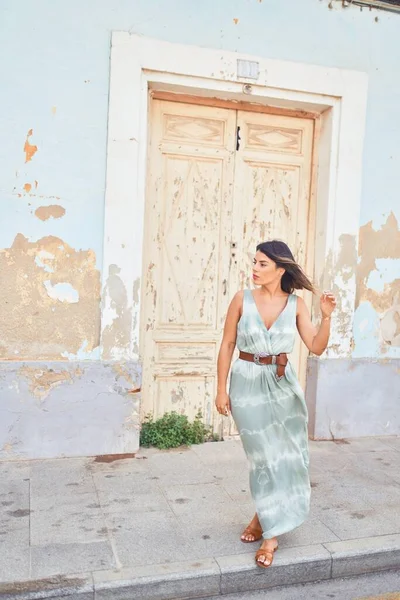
335 234 357 284
35 205 66 221
112 363 135 386
19 365 84 400
357 212 400 310
24 129 38 163
326 234 357 350
356 212 400 348
0 234 101 359
380 295 400 346
131 277 141 356
0 361 140 459
101 265 132 359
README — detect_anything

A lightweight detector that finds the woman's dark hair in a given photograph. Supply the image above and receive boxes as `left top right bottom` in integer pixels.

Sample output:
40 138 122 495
256 240 315 294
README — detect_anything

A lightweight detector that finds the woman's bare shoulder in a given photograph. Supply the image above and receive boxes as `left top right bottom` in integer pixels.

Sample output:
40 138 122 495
230 290 246 316
294 295 308 316
233 289 245 299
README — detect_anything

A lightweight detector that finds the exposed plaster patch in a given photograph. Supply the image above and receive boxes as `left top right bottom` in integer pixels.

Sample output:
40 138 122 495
0 234 101 359
356 213 400 350
23 183 32 194
101 265 132 359
112 363 135 386
24 129 38 163
19 366 84 400
357 212 400 309
111 364 141 428
35 205 66 221
111 362 141 406
15 192 61 202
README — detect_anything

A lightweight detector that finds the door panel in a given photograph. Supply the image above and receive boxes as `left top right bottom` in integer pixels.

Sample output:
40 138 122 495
231 111 315 388
140 100 236 427
159 156 225 328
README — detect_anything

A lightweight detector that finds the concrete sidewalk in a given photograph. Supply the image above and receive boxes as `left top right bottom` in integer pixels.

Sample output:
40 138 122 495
0 436 399 599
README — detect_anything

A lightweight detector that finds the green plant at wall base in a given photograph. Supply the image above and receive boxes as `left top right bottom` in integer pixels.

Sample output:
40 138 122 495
140 410 219 449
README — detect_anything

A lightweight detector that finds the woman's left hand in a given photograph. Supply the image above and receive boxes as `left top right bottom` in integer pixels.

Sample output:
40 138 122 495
320 291 337 318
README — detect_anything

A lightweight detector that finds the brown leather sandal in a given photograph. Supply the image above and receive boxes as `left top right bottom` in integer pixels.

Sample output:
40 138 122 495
255 544 279 568
240 524 263 543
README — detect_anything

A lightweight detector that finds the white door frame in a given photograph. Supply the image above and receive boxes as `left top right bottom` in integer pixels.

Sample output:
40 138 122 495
101 32 368 362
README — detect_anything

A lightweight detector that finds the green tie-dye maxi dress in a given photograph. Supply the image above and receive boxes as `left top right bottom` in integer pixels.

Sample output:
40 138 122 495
229 290 310 539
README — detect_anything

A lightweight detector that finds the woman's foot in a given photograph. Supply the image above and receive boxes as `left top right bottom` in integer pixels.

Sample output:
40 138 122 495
255 537 279 568
241 513 262 543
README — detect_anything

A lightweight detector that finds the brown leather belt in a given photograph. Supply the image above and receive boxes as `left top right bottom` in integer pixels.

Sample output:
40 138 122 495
239 351 288 379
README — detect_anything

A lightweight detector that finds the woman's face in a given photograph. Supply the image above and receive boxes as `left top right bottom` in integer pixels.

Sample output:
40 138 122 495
252 251 284 286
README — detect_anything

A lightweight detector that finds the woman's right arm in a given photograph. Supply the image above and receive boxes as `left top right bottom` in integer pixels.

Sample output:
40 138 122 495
215 291 243 416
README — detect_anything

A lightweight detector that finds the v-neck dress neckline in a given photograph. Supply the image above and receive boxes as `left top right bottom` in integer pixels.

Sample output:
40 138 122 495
250 291 292 333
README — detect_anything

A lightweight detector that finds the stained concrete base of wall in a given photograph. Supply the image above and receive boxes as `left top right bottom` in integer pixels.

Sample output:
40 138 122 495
0 361 141 460
3 356 398 458
306 357 400 439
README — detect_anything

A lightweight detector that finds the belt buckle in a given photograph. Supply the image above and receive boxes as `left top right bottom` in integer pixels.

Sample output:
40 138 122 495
253 352 268 365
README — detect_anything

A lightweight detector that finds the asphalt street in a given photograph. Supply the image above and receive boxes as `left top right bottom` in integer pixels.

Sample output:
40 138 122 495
197 569 400 600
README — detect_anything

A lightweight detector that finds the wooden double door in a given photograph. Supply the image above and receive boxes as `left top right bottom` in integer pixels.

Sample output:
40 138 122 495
140 97 315 435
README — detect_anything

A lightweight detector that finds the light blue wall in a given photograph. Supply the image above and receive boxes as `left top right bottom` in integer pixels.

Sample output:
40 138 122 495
1 0 399 358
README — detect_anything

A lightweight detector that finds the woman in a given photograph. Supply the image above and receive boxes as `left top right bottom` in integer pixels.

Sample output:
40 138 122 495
215 240 336 569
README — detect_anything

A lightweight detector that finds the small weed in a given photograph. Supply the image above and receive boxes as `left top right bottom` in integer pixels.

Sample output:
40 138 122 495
140 410 219 449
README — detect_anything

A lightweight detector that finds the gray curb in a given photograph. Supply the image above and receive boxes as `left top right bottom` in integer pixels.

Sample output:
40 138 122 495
1 535 399 600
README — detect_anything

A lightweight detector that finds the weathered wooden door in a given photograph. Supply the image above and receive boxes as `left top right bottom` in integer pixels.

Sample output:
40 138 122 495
141 99 315 433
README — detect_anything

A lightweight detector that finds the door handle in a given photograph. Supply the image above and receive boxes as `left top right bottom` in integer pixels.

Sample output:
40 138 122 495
222 279 227 296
